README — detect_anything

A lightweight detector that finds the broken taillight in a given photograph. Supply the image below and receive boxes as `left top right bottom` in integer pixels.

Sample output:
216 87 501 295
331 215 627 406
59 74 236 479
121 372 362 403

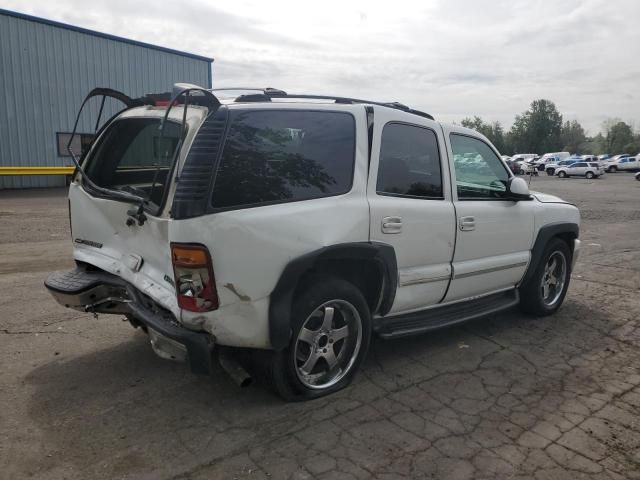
170 243 219 312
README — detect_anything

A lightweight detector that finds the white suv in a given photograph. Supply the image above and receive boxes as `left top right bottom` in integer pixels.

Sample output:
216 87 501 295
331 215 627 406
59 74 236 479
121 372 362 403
556 161 603 178
45 84 581 400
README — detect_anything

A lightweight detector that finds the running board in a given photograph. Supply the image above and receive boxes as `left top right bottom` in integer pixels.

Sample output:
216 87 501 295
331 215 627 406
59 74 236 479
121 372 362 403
374 289 519 339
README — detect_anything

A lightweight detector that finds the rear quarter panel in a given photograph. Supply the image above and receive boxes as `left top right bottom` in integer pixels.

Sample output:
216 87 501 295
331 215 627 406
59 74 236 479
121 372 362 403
172 107 370 348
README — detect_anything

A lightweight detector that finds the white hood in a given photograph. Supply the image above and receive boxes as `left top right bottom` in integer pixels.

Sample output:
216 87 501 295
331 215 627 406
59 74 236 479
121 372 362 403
531 191 568 204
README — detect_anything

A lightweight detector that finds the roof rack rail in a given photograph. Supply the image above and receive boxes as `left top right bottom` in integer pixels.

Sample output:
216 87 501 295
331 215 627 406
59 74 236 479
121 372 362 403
213 88 434 120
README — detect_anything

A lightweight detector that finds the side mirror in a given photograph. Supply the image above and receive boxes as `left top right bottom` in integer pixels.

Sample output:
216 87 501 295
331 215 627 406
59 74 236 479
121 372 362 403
508 176 530 200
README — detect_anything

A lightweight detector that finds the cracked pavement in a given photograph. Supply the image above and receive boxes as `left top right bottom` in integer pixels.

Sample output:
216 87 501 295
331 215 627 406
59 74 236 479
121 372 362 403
1 175 639 479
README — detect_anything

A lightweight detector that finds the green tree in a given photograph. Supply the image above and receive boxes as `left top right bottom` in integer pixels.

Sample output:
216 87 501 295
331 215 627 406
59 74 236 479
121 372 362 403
581 133 606 155
509 99 563 154
604 120 638 154
460 116 506 153
560 120 587 154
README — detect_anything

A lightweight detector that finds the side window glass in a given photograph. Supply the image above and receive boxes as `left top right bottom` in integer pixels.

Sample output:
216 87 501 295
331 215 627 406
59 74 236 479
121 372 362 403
450 134 509 199
211 110 355 209
376 123 443 198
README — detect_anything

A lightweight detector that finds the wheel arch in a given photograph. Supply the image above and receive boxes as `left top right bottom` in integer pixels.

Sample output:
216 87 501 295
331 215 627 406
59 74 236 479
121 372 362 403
268 242 397 351
521 222 579 286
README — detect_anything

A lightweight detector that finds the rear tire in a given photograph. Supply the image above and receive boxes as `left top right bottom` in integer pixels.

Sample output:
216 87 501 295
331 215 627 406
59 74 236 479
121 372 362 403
519 238 572 316
586 172 594 179
266 275 371 401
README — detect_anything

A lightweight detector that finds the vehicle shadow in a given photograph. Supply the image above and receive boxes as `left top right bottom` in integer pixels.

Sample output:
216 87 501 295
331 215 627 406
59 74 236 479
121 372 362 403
23 296 621 478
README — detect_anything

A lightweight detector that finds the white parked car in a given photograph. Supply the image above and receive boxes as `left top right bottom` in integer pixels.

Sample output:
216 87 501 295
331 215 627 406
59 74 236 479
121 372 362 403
612 155 639 171
545 159 579 176
556 161 603 178
45 84 581 400
605 154 630 172
535 152 570 170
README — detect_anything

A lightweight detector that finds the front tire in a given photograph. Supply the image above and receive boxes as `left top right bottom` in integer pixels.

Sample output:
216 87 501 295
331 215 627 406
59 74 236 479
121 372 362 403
609 166 617 173
519 238 572 316
558 171 567 178
546 168 555 176
267 275 371 401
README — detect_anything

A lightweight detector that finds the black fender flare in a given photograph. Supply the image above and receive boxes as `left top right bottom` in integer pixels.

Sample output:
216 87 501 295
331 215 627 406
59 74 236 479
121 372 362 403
268 242 397 351
521 222 579 286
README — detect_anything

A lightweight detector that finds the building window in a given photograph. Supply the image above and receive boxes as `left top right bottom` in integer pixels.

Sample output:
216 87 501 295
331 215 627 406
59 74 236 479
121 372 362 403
56 132 95 157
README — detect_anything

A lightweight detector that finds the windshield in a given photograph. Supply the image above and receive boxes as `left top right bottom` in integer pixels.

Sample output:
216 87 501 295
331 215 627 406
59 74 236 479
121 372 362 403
84 118 181 212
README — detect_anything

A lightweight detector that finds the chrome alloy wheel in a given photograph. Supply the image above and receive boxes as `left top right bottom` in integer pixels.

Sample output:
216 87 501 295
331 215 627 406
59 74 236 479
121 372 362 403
541 251 567 307
294 300 362 390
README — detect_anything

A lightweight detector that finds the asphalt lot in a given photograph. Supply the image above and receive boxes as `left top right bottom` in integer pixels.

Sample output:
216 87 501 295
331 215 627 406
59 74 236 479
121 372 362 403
1 173 639 479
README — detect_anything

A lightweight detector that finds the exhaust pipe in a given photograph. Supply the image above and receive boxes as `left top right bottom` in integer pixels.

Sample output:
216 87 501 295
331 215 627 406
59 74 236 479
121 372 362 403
218 349 253 388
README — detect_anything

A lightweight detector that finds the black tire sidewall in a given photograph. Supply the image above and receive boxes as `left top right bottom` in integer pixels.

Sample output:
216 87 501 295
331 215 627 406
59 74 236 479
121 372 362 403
274 275 372 401
520 238 572 316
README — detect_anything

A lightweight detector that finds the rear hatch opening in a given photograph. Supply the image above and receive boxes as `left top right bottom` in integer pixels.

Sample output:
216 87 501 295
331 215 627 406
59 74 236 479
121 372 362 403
82 115 182 216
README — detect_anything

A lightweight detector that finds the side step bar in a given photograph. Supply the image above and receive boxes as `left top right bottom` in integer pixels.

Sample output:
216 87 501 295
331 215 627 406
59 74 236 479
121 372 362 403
374 289 519 339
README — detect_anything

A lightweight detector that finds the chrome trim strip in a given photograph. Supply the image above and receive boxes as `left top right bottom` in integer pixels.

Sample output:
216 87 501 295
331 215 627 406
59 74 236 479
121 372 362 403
399 274 451 287
453 261 529 280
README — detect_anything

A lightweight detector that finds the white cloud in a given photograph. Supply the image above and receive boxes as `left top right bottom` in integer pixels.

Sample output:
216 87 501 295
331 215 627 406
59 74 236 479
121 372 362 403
2 0 639 133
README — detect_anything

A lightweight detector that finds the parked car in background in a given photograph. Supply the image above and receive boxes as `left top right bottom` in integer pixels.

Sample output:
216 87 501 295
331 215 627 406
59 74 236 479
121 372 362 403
540 152 570 162
512 154 537 173
545 159 578 176
534 155 559 171
556 161 602 179
615 155 639 171
598 154 610 161
606 154 632 172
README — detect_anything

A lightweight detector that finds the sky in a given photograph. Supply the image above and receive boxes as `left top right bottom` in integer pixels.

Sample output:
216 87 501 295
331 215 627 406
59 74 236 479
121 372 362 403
2 0 639 134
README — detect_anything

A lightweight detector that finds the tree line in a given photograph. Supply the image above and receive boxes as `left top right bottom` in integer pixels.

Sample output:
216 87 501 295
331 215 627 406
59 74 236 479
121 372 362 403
460 99 640 156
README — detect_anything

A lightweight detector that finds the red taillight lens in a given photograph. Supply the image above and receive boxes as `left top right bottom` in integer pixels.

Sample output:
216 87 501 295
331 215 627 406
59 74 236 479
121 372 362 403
170 243 219 312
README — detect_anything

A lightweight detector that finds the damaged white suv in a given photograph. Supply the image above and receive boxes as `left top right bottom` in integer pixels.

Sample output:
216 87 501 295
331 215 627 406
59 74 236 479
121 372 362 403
46 84 581 400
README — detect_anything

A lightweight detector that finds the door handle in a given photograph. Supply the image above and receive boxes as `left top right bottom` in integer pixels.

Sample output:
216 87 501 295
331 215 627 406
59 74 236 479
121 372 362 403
459 216 475 231
382 216 402 234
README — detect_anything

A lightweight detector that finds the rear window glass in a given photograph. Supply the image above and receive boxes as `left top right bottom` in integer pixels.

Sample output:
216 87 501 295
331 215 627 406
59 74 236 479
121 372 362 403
211 110 355 209
84 118 181 208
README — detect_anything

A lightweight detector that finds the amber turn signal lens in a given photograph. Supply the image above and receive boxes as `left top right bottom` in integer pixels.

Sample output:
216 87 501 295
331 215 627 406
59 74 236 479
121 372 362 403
171 245 208 267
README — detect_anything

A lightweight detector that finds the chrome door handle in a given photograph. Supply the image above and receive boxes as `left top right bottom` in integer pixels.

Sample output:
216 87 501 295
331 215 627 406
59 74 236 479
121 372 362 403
382 216 402 234
459 216 475 231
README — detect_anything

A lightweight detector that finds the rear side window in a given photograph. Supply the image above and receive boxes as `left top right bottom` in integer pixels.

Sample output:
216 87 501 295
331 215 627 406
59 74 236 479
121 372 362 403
376 123 443 198
211 110 355 209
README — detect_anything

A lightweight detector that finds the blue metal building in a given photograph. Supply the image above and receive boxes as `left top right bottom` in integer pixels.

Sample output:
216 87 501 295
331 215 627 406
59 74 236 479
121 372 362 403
0 8 214 189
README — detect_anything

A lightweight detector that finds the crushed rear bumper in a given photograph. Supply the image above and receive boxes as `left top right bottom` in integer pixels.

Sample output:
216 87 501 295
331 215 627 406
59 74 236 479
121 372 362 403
45 267 214 375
